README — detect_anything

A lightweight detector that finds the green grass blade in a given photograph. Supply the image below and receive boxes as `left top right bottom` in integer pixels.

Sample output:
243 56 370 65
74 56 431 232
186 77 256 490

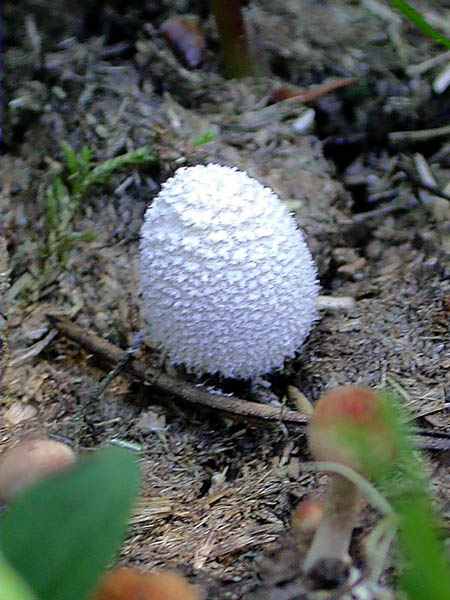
192 131 217 147
390 0 450 49
61 142 81 177
45 182 60 232
80 147 94 169
83 146 157 192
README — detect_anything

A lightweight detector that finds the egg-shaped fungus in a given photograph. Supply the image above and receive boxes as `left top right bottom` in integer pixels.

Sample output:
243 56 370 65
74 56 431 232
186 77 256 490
139 164 319 379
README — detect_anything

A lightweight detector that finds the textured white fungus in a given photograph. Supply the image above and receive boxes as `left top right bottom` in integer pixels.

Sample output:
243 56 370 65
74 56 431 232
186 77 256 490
139 164 319 379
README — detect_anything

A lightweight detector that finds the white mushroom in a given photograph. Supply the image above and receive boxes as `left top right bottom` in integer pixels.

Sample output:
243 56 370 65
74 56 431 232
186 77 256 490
139 164 319 379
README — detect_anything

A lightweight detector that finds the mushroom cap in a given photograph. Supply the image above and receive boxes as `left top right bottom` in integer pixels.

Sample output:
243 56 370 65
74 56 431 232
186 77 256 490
93 568 200 600
0 438 76 502
309 386 397 477
139 164 319 379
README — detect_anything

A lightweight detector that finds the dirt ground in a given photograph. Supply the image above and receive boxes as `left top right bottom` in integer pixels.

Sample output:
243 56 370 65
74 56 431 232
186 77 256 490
1 1 449 598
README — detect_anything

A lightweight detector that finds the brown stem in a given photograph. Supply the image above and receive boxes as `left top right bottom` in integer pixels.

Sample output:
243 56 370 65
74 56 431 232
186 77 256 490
211 0 253 78
46 315 308 428
303 474 361 576
269 79 357 105
45 315 450 451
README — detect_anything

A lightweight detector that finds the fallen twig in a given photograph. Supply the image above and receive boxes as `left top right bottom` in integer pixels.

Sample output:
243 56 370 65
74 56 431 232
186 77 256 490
406 156 450 203
389 124 450 144
316 295 356 312
46 315 308 428
9 330 58 367
46 315 450 451
269 79 356 105
352 198 418 222
406 49 450 76
412 177 450 202
433 61 450 94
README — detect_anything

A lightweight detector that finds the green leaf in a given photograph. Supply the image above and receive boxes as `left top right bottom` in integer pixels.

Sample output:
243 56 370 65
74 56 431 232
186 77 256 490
83 146 157 191
192 131 217 147
1 447 140 600
66 230 97 243
0 554 36 600
390 0 450 49
80 147 94 170
397 494 450 600
61 142 80 178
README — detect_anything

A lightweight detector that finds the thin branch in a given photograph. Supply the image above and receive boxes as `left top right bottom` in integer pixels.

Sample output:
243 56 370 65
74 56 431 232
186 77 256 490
406 50 450 76
389 124 450 144
46 315 308 428
352 198 418 222
288 79 357 103
46 315 450 451
211 0 253 79
403 170 450 202
316 295 356 312
269 79 356 105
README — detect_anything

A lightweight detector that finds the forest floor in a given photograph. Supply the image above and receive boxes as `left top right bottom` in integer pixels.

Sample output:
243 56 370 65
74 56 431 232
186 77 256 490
1 1 449 598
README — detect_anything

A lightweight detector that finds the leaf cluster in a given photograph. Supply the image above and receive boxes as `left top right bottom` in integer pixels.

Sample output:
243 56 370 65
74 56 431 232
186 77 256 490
0 448 140 600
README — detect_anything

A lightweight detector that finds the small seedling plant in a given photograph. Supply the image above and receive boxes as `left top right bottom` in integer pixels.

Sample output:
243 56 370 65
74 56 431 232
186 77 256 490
43 144 157 269
303 389 450 599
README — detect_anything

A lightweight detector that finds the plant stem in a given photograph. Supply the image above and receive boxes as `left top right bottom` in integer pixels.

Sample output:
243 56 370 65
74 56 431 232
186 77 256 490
211 0 253 78
299 461 394 516
303 474 361 574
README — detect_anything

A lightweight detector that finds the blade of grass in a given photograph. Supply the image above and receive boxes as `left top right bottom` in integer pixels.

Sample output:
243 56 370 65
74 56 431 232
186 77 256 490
82 146 157 192
380 392 450 600
390 0 450 49
61 142 80 177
